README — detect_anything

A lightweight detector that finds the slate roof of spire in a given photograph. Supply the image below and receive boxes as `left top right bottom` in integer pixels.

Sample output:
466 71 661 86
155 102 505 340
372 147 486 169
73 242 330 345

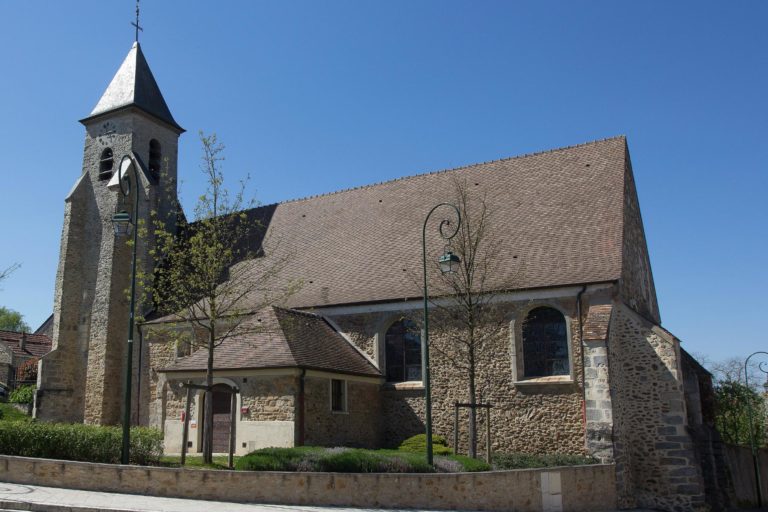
81 42 183 132
160 307 381 377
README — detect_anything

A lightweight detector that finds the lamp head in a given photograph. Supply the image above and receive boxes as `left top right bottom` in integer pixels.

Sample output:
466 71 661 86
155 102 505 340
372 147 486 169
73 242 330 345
112 210 133 237
438 249 461 274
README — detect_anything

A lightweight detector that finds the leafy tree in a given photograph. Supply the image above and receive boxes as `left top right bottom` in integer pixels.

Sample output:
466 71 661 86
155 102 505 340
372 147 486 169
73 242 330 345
427 178 504 458
146 132 294 464
0 306 30 332
714 380 766 446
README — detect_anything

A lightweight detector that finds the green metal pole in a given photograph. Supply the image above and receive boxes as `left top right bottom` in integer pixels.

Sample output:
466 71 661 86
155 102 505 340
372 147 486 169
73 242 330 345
120 161 140 465
745 351 768 507
421 203 460 467
422 217 433 467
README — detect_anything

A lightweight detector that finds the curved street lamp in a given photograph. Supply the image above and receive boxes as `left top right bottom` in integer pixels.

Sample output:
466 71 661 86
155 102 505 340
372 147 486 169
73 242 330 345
745 351 768 507
422 203 461 466
111 155 140 465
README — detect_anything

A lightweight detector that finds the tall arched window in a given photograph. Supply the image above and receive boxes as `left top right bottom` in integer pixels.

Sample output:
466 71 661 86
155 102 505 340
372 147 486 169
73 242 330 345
149 139 162 179
99 148 114 180
522 307 569 377
385 319 421 382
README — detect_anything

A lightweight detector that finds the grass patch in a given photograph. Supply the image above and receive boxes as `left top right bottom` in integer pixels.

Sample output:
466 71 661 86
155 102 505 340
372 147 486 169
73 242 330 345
0 403 32 422
492 452 598 470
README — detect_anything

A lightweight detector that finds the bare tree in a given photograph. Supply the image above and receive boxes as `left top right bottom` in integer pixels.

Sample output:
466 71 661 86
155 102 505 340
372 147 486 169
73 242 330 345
0 263 20 286
427 177 506 458
147 132 295 463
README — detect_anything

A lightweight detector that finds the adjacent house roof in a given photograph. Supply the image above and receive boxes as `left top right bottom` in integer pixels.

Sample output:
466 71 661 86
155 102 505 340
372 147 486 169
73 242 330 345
160 307 381 377
240 136 629 309
80 42 183 132
0 330 52 359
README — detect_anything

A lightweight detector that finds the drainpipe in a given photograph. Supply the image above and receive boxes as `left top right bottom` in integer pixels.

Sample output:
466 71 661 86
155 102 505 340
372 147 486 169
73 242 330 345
576 285 587 428
297 368 306 446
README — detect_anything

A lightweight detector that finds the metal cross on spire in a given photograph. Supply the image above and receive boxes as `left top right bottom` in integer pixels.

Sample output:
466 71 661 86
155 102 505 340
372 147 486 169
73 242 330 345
131 0 143 43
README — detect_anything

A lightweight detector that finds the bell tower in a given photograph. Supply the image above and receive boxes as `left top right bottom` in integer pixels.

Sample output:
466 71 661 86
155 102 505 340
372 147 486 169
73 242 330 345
35 42 184 424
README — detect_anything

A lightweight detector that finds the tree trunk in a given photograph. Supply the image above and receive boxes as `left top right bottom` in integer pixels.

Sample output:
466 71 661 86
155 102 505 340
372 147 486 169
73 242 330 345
202 328 215 464
468 347 477 459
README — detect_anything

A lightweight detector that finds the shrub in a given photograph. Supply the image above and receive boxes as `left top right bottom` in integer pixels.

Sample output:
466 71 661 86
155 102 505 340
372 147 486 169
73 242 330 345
0 422 163 465
397 433 452 455
235 446 435 473
492 452 598 470
9 385 35 404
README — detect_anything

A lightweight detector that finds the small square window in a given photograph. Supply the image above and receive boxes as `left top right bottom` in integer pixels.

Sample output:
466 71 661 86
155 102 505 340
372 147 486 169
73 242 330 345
331 379 347 413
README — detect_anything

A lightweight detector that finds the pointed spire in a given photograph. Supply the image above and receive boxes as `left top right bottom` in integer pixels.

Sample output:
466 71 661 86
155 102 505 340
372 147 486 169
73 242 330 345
81 42 184 133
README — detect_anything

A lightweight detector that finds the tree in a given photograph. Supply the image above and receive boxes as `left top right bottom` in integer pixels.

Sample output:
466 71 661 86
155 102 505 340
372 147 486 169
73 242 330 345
0 306 30 332
714 380 766 446
147 132 294 464
0 263 20 289
707 356 768 447
427 178 504 459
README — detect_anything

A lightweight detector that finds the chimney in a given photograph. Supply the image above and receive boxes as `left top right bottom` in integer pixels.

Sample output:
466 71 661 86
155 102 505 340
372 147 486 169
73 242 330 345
19 332 27 351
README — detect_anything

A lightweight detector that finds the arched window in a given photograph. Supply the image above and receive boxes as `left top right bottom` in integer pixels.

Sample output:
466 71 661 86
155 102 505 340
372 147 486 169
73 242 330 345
522 307 569 377
99 148 114 180
149 139 162 179
385 319 421 382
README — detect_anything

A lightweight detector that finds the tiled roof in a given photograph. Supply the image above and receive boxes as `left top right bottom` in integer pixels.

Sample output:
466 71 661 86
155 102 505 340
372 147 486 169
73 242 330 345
160 307 381 377
81 42 183 132
241 136 627 309
0 330 52 358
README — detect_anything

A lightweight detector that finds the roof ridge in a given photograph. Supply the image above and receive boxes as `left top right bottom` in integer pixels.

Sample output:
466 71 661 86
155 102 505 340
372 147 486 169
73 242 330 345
277 135 627 205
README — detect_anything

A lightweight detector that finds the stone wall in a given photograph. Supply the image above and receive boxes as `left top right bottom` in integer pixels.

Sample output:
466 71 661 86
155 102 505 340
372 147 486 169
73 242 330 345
0 343 11 385
240 375 296 422
725 444 768 508
607 302 706 511
619 154 660 324
155 369 298 455
304 376 381 448
328 294 589 455
0 455 618 512
37 108 180 426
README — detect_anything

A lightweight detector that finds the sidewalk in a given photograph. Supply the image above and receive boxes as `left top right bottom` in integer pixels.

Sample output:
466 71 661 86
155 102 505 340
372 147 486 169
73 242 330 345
0 482 474 512
0 482 666 512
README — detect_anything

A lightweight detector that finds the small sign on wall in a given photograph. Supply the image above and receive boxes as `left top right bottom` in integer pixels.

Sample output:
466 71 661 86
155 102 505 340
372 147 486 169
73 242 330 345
190 420 197 429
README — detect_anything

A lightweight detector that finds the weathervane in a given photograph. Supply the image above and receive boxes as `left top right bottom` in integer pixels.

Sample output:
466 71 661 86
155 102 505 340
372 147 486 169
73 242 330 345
131 0 143 43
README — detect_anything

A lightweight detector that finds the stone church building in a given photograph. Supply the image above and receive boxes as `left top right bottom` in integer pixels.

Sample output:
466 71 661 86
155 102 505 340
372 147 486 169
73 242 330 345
33 42 728 511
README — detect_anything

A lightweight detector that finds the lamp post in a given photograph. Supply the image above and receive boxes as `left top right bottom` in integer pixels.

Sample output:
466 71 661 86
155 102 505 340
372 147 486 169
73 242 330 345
745 351 768 507
422 203 461 466
111 155 140 465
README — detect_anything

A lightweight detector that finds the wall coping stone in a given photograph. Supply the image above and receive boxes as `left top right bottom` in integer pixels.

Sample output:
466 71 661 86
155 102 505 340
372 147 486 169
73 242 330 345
0 455 617 512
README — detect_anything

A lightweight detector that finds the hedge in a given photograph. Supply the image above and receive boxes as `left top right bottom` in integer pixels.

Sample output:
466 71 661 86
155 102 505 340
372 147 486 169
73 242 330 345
0 422 163 465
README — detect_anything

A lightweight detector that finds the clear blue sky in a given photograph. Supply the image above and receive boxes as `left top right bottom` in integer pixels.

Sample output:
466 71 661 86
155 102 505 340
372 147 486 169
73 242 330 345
0 1 766 364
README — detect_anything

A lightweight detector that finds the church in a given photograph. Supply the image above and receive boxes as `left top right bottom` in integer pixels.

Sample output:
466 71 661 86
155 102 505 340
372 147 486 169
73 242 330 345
32 41 727 511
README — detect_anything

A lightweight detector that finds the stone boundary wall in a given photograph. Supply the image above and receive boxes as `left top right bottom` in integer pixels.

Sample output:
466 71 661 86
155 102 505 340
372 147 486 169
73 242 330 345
0 455 617 512
724 444 768 507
